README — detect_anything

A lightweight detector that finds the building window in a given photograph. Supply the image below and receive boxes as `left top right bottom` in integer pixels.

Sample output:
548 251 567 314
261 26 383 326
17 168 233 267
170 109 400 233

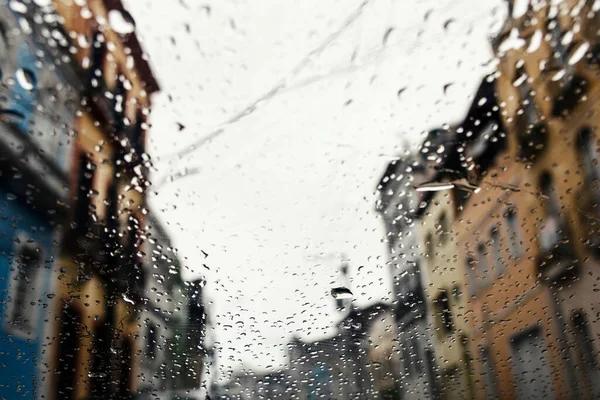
477 242 490 286
490 226 504 276
75 154 95 234
131 108 145 156
425 232 434 259
539 173 565 254
578 127 600 187
480 346 499 399
434 290 454 336
146 323 157 361
506 208 523 258
90 30 106 84
540 173 560 217
572 312 599 371
401 338 411 376
6 240 43 335
113 72 127 132
466 256 477 297
438 212 449 244
510 326 553 400
410 337 423 375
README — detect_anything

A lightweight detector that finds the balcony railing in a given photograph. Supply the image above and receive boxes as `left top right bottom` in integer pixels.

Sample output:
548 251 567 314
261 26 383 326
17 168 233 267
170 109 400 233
537 214 579 281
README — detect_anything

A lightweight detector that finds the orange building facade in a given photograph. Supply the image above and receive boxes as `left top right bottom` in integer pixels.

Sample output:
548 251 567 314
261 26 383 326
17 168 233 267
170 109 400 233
457 1 600 399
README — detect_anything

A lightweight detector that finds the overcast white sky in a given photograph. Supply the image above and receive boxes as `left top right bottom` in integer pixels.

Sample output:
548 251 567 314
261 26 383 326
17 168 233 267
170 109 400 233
125 0 504 382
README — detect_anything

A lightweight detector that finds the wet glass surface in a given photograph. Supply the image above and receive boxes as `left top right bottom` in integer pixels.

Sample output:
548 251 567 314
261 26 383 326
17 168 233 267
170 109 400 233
0 0 599 399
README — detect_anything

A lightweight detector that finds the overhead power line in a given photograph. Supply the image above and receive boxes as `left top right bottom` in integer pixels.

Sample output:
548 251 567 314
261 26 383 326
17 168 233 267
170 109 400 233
162 0 374 164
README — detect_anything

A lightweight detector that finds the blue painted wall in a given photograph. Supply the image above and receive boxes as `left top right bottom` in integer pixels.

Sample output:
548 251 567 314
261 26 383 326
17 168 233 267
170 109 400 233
0 188 53 400
6 42 39 134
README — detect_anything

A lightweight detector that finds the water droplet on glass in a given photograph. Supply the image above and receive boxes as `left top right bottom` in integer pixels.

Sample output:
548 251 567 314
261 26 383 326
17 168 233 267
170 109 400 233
526 30 543 53
443 19 455 31
15 69 35 91
415 182 455 192
9 1 27 14
122 294 135 304
568 42 590 65
108 9 136 35
331 287 353 299
382 27 395 46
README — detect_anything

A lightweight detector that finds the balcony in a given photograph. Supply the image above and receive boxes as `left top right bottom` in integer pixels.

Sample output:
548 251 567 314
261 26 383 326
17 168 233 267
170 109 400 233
537 215 579 281
516 121 547 162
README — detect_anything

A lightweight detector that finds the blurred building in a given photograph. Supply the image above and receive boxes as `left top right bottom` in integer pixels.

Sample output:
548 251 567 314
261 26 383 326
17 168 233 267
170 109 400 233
175 279 208 391
457 1 600 399
137 213 207 398
215 369 293 400
46 0 159 399
0 3 80 399
376 155 440 399
414 75 504 400
288 303 400 400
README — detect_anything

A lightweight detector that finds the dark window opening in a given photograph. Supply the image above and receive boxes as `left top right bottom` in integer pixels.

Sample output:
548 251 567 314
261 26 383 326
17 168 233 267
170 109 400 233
74 153 95 235
90 30 106 85
9 245 41 331
491 226 503 276
477 242 489 285
146 323 157 361
435 290 454 335
55 307 82 400
572 312 599 371
506 208 523 258
578 127 600 187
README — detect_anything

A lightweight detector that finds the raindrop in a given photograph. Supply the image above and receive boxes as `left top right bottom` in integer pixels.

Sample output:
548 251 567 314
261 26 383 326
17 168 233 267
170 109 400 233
80 7 92 19
122 294 135 304
551 69 566 82
443 83 454 95
568 42 590 65
397 87 406 99
16 68 35 91
9 1 27 14
513 72 527 87
331 287 353 299
415 182 455 192
443 19 455 31
108 9 136 35
200 4 211 16
382 27 395 45
526 30 543 53
512 0 529 18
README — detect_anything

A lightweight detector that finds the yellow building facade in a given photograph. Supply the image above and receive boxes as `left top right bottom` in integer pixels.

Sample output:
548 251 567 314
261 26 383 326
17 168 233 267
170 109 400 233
419 187 475 400
46 1 159 398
